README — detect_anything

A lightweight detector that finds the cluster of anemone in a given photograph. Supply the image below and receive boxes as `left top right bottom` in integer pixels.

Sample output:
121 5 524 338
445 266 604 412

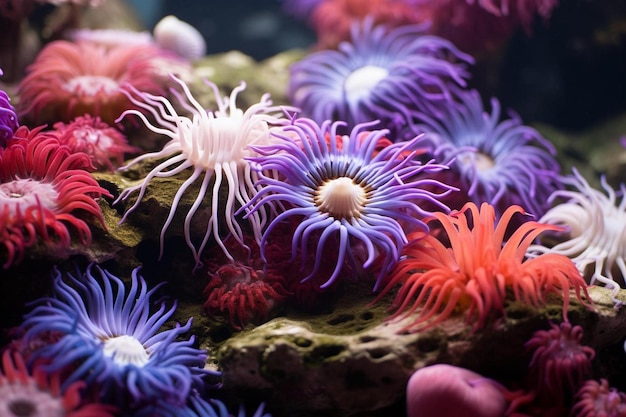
410 87 562 219
0 126 110 268
244 117 456 290
376 202 592 332
288 18 473 137
21 264 214 408
115 74 292 268
16 39 168 125
0 349 116 417
529 169 626 305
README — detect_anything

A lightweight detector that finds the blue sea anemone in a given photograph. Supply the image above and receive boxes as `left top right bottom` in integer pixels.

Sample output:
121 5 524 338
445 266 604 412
116 75 292 268
411 88 562 218
244 117 455 290
135 394 270 417
0 69 18 146
21 264 214 406
288 19 473 137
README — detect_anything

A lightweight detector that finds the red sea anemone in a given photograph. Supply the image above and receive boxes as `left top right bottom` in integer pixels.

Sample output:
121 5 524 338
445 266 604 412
53 114 138 171
0 350 115 417
571 379 626 417
17 40 166 125
377 202 592 332
0 126 110 268
525 321 595 403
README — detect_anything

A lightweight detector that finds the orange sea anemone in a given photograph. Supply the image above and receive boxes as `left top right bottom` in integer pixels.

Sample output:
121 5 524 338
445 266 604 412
17 40 166 125
377 202 592 332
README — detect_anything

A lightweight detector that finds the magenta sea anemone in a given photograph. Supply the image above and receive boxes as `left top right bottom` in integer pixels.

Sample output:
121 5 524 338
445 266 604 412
571 379 626 417
244 117 455 289
0 126 110 268
21 264 214 406
17 40 166 125
116 75 292 268
411 88 562 218
0 350 116 417
288 19 473 137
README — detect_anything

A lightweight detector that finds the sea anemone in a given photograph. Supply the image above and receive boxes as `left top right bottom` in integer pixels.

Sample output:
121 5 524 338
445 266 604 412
411 88 561 219
153 15 207 61
0 70 18 145
21 264 213 406
53 114 138 171
529 169 626 305
466 0 559 31
288 19 473 137
244 117 455 290
134 394 271 417
571 379 626 417
115 74 291 268
0 126 110 268
0 350 116 417
377 202 592 332
17 40 166 125
525 321 595 401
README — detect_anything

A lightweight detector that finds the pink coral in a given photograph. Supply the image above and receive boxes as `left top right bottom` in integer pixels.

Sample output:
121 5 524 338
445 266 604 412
376 202 592 332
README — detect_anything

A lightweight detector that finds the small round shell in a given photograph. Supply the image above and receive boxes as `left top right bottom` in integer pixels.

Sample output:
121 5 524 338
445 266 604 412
153 15 206 60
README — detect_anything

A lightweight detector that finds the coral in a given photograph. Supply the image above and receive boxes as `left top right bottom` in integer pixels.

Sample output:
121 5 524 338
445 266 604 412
411 88 562 219
529 169 626 305
17 40 166 125
21 264 213 406
0 350 116 417
288 19 473 138
525 322 594 402
116 75 291 268
377 202 592 332
0 126 110 268
244 117 455 289
406 364 508 417
0 69 18 145
53 114 138 171
571 379 626 417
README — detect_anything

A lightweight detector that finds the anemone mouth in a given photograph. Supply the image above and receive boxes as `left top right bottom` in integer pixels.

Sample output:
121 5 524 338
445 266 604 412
0 179 59 215
8 399 37 417
102 334 150 367
314 176 367 220
343 65 389 103
63 75 120 97
457 150 495 172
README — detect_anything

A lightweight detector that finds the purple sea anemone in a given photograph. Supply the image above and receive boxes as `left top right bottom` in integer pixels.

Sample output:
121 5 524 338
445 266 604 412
288 19 473 137
116 75 291 268
411 88 562 218
0 69 18 146
21 264 213 406
244 117 455 290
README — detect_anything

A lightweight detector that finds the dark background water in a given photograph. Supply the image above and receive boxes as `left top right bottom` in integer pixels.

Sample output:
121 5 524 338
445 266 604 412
127 0 625 131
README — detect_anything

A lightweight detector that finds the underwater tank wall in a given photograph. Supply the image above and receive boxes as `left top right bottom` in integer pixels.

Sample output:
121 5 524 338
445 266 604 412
0 0 625 416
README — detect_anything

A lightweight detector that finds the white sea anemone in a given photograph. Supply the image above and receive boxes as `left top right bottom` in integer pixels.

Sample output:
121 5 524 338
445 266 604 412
115 74 290 268
529 169 626 305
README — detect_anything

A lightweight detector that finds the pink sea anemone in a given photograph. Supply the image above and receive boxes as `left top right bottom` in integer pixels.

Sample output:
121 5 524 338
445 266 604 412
571 379 626 417
0 126 110 268
17 40 166 125
0 350 116 417
525 321 595 402
53 114 138 171
377 202 592 332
